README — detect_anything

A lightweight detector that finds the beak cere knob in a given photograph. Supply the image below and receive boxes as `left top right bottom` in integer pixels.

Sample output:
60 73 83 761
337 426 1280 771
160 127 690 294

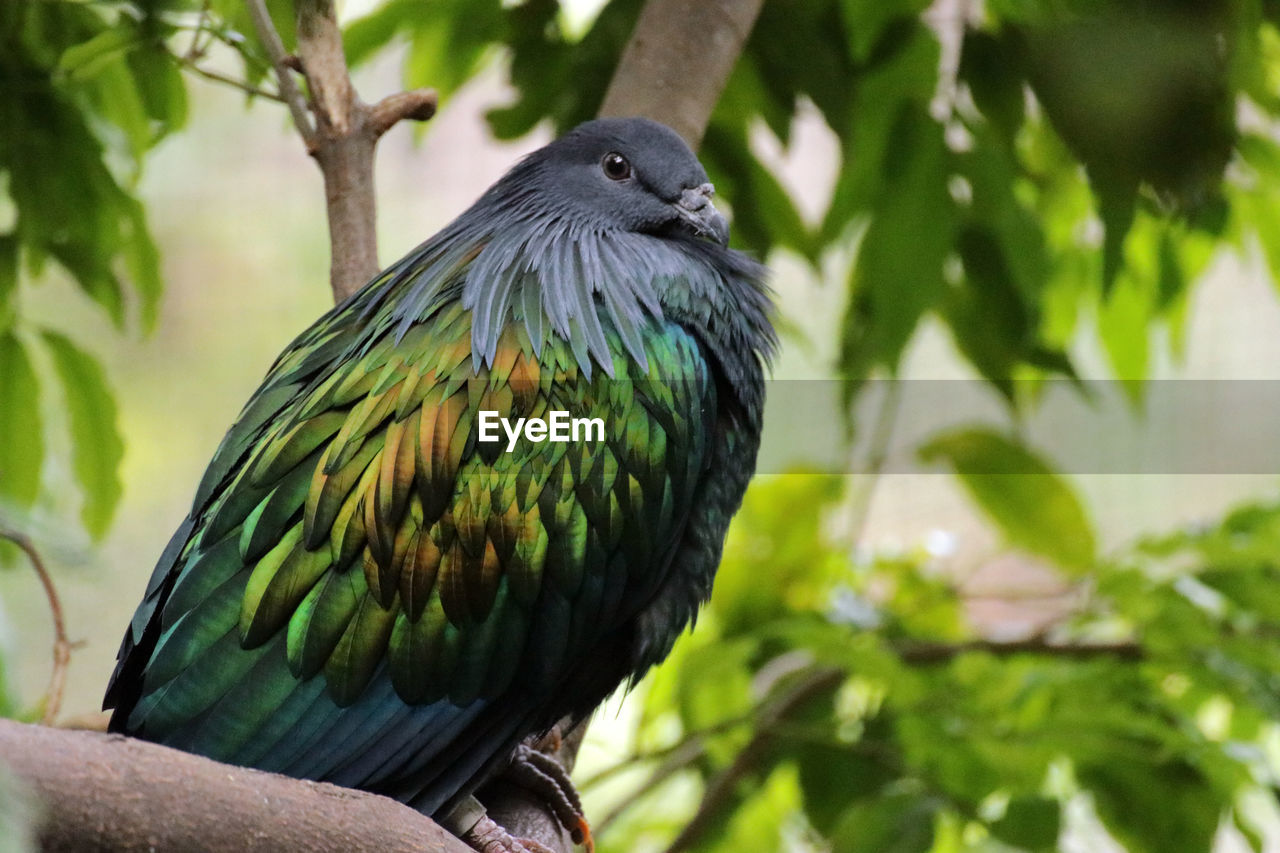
676 183 729 246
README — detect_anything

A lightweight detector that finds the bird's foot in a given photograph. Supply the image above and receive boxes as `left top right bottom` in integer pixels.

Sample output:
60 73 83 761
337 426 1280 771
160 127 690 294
460 814 558 853
504 740 594 853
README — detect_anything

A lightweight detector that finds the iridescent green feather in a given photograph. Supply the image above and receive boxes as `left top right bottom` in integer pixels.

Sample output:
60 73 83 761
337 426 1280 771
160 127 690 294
119 286 716 729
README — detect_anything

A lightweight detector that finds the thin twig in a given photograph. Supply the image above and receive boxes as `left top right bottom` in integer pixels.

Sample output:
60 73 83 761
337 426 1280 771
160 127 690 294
664 667 844 853
244 0 316 146
174 54 286 102
0 528 73 725
579 711 753 795
183 0 212 61
593 732 710 836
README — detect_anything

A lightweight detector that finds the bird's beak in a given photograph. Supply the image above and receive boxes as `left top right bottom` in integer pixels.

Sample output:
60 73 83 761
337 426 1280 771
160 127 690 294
674 183 729 246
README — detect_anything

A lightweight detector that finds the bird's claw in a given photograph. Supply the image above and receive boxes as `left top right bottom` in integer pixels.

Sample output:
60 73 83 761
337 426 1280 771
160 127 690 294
506 740 594 853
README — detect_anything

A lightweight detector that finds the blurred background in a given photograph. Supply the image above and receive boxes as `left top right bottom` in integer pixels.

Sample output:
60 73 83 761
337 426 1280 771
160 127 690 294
6 0 1280 850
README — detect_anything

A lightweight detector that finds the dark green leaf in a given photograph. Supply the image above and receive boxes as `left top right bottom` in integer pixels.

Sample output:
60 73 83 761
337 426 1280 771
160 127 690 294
959 30 1025 141
989 796 1060 851
1079 758 1220 853
840 105 955 387
831 793 938 853
840 0 933 64
701 124 815 261
822 22 940 242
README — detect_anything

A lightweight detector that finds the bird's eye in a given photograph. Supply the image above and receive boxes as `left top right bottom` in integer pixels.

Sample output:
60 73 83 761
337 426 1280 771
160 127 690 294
601 152 632 181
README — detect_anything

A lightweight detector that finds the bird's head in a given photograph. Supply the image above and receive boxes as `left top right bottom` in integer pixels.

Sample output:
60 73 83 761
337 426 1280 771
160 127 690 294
518 117 729 246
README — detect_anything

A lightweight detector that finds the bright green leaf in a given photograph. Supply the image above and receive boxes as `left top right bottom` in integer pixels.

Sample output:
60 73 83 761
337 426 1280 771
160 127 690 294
56 27 140 79
0 334 43 508
919 428 1096 570
40 331 123 540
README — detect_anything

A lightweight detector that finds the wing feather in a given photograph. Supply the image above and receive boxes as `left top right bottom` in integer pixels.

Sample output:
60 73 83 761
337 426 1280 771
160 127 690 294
108 264 721 816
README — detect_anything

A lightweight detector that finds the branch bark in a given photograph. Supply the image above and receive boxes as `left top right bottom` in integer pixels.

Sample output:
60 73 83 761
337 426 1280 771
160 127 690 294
0 719 470 853
597 0 764 149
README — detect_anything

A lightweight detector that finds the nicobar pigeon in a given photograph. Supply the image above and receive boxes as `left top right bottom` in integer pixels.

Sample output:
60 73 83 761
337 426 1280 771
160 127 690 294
104 117 775 852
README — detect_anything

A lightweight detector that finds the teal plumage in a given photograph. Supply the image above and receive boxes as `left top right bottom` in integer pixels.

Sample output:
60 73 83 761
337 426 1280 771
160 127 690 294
105 117 774 826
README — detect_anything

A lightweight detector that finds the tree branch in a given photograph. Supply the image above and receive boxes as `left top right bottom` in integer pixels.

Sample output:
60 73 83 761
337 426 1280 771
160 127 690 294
0 719 471 853
597 0 764 148
244 0 437 302
897 638 1144 663
0 529 74 726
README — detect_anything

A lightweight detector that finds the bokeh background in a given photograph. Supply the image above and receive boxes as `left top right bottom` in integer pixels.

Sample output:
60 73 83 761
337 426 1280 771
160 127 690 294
8 0 1280 851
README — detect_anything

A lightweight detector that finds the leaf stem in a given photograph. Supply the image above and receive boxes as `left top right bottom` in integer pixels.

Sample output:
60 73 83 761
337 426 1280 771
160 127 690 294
173 54 285 103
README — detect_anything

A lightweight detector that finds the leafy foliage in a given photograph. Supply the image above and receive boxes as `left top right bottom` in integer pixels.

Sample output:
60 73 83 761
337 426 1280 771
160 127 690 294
0 0 189 541
585 477 1280 852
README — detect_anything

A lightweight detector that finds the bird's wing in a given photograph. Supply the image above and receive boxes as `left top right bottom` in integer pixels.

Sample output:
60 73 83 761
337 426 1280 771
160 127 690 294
105 282 717 811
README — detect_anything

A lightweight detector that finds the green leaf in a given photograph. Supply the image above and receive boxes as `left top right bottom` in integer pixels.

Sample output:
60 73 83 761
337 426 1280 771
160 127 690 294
121 199 163 332
700 123 815 261
0 236 16 334
403 0 504 99
959 30 1025 141
1097 259 1151 392
840 0 932 63
1078 758 1220 853
0 334 43 508
56 27 141 79
831 793 938 853
989 796 1060 851
127 45 189 140
840 104 955 386
918 428 1096 570
40 331 123 539
796 744 896 834
822 22 940 242
344 0 416 67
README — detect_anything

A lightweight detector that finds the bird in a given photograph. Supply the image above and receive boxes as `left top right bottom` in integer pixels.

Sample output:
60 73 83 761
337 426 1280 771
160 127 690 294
103 116 775 852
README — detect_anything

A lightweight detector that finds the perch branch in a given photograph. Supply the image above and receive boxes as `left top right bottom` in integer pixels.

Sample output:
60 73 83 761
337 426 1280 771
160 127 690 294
0 529 73 726
0 719 471 853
